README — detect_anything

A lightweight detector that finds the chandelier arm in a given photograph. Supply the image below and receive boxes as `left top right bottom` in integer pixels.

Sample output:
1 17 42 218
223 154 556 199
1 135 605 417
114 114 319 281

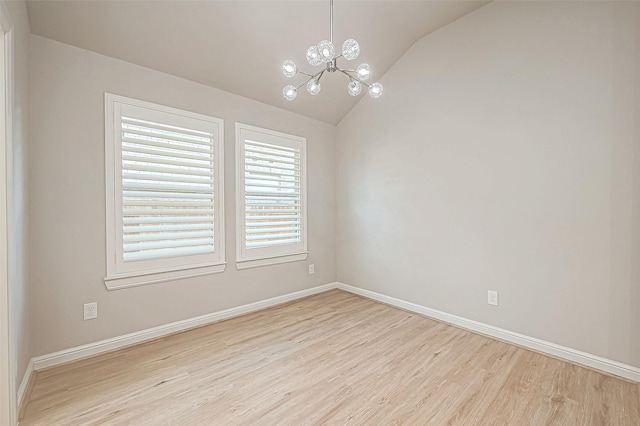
295 69 325 90
338 68 371 88
298 70 316 77
316 70 326 83
296 77 313 90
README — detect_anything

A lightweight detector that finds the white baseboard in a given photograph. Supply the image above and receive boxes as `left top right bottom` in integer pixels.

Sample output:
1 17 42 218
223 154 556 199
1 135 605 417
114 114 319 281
27 281 640 383
336 282 640 383
32 283 337 371
17 358 34 408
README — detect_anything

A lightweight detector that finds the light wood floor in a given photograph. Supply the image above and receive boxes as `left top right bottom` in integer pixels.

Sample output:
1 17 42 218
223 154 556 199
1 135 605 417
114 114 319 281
21 290 640 425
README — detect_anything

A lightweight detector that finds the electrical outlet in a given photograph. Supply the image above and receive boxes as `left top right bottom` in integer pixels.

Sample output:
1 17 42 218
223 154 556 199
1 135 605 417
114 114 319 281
488 291 498 306
84 302 98 320
308 264 315 274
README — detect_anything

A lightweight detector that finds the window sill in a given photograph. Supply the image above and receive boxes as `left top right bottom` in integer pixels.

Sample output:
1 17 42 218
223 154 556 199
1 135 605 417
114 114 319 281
236 252 308 270
104 263 226 290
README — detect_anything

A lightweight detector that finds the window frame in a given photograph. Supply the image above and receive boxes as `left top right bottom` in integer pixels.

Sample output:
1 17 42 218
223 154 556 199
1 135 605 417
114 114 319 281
105 93 225 290
235 122 307 269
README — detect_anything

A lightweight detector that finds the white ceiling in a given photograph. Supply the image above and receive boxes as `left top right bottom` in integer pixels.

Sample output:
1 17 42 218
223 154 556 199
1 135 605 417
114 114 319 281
26 0 488 125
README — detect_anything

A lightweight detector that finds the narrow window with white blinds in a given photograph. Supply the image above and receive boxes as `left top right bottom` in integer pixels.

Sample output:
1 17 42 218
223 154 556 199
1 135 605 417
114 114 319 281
236 123 307 269
105 94 225 289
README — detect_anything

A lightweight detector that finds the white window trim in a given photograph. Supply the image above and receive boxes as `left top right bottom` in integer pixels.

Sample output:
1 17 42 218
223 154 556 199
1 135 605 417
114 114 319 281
105 94 225 290
235 123 307 270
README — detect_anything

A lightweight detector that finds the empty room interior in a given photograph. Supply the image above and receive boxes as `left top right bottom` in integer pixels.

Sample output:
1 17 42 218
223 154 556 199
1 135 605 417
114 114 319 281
1 0 640 424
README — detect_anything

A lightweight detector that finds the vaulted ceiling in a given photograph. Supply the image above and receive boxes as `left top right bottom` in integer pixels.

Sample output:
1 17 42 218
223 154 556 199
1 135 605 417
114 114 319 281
26 1 488 124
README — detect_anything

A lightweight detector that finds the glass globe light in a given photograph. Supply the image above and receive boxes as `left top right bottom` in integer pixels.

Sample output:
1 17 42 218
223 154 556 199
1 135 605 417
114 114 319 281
347 80 362 96
282 60 297 78
283 85 297 101
342 39 360 61
317 40 335 63
306 46 322 66
307 79 321 96
368 82 383 98
356 63 370 81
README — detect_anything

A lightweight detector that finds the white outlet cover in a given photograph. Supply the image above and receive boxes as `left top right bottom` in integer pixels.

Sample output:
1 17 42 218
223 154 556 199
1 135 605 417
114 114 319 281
488 291 498 306
84 302 98 320
308 264 315 274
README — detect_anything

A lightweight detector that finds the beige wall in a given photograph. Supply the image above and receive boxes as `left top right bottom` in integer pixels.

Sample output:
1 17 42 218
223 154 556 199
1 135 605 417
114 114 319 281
2 0 31 394
29 35 336 356
24 0 640 371
336 1 640 367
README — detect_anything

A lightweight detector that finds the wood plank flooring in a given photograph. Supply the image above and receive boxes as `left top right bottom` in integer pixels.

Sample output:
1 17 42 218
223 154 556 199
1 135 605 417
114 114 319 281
20 290 640 425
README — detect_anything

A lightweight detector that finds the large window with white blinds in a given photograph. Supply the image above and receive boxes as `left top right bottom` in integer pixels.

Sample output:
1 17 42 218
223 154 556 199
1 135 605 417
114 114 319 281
235 123 307 269
105 94 225 289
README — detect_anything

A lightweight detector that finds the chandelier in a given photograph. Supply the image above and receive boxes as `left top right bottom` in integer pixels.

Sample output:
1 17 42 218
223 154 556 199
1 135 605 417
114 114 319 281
281 0 383 101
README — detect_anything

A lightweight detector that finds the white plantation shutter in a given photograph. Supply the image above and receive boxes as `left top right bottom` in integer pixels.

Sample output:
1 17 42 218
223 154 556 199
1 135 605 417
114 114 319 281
236 123 307 268
121 116 215 261
244 140 301 247
105 94 225 289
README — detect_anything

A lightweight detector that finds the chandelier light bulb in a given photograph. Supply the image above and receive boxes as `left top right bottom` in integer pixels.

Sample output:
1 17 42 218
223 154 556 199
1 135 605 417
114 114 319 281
347 80 362 96
342 39 360 61
283 85 297 101
307 79 322 95
282 60 297 78
356 63 370 81
306 46 322 66
368 82 383 98
317 40 335 63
